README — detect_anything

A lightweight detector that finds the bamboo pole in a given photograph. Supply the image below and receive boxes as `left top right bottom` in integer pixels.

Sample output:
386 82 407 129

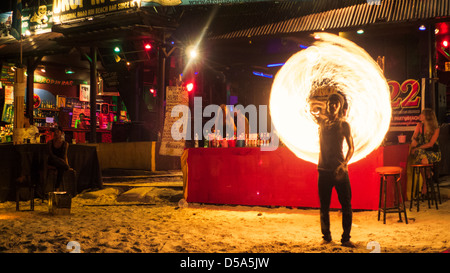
13 67 26 145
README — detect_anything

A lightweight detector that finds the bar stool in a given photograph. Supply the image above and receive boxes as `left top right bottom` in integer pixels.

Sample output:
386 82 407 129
375 166 408 224
46 165 60 192
46 165 77 197
409 164 439 212
15 176 35 211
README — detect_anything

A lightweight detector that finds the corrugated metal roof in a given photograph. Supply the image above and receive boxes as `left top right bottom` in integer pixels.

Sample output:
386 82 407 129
210 0 450 40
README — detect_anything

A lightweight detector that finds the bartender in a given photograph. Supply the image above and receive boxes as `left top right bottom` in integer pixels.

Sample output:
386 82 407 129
98 104 110 130
74 113 87 143
74 113 87 129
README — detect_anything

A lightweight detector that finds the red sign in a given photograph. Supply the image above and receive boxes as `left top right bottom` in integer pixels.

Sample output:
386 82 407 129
388 79 421 127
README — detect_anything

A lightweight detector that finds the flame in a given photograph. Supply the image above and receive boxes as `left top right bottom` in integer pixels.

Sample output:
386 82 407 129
270 32 391 164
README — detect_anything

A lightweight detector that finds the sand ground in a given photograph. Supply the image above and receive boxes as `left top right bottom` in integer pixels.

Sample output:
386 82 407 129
1 175 449 254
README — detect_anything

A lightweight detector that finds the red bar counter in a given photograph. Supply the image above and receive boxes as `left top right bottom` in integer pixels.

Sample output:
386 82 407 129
185 144 410 210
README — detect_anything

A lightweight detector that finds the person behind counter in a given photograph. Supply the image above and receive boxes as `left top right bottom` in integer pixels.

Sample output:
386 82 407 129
213 104 236 139
74 113 87 129
74 113 87 143
48 126 72 191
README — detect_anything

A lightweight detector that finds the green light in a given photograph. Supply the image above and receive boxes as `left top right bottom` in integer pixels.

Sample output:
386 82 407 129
65 68 75 74
114 46 121 53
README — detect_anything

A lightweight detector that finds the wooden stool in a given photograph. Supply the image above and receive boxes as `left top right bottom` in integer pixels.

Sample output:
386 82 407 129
375 167 408 224
46 165 59 192
15 176 35 211
46 165 77 197
410 164 439 212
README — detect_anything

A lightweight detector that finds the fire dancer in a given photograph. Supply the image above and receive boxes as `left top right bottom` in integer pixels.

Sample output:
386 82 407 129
312 93 355 247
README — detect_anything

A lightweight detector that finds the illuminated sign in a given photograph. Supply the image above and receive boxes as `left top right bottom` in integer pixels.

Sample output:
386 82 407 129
52 0 142 23
21 5 54 36
388 79 422 127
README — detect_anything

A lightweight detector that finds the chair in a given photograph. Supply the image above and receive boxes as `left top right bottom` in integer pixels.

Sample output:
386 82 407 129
46 165 59 192
15 176 35 211
46 165 77 197
409 164 439 212
375 166 408 224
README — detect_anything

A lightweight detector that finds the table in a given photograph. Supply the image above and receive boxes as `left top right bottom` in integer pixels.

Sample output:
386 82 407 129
185 144 410 210
0 143 103 202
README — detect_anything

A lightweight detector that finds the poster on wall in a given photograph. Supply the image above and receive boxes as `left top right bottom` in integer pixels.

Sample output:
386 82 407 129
388 79 422 128
79 84 90 102
0 12 13 40
159 86 189 156
1 63 15 85
4 85 13 104
1 104 13 123
56 95 66 108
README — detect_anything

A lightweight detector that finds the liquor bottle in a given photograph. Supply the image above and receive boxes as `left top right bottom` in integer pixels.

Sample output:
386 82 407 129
222 133 229 148
213 130 220 147
194 133 199 148
0 127 4 143
204 130 209 148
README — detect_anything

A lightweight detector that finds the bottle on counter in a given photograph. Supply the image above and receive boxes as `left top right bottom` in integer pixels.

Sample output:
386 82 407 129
213 130 220 147
222 133 229 148
209 132 215 148
194 133 199 148
204 130 209 148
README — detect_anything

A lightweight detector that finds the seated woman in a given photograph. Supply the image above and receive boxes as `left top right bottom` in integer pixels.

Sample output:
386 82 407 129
410 108 441 191
48 126 72 191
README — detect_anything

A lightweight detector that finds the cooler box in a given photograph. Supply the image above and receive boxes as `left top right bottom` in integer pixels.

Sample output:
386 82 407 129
48 192 72 215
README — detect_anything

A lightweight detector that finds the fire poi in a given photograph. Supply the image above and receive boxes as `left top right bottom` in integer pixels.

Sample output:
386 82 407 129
270 32 392 164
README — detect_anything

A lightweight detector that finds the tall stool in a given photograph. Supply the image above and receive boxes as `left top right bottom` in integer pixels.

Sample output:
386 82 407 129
15 176 35 211
46 165 59 192
375 167 408 224
46 165 77 197
410 164 439 212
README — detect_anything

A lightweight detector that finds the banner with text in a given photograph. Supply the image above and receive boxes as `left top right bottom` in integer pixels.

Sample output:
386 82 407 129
21 4 54 36
52 0 142 23
159 85 189 156
388 79 422 127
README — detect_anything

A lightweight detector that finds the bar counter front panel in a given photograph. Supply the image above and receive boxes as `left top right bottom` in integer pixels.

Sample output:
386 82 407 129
186 144 410 210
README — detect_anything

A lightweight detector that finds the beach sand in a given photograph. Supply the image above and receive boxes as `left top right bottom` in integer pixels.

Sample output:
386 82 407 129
1 178 449 254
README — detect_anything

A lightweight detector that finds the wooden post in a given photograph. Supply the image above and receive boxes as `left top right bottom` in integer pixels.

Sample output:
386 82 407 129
13 67 26 144
90 46 98 143
26 56 42 124
158 32 166 141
